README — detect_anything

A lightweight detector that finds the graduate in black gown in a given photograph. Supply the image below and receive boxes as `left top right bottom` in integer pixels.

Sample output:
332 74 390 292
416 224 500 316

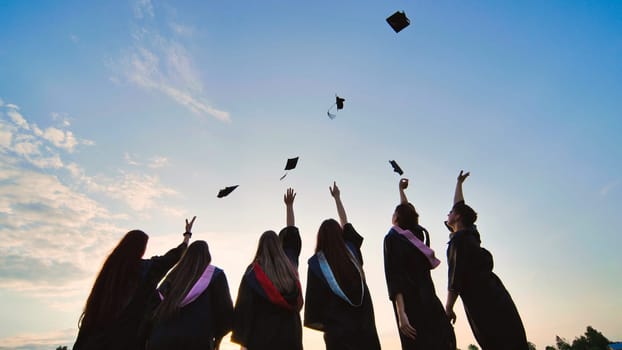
73 217 196 350
384 178 456 350
232 188 304 350
304 182 381 350
444 171 528 350
147 240 233 350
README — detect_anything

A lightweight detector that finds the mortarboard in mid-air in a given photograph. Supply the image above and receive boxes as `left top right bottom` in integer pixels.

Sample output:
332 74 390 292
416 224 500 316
389 160 404 175
280 157 299 180
217 185 239 198
327 95 346 119
387 11 410 33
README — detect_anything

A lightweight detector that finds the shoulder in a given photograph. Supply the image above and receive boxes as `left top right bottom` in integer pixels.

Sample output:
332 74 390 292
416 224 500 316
450 229 478 248
307 254 318 265
343 223 363 242
307 255 321 276
241 264 255 279
213 266 225 277
384 228 400 240
343 222 357 234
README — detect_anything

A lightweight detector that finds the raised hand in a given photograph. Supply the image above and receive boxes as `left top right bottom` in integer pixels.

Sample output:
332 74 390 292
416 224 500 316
185 216 197 233
284 188 296 226
399 178 409 204
399 178 409 190
284 188 296 206
330 181 347 226
329 181 340 198
457 170 470 184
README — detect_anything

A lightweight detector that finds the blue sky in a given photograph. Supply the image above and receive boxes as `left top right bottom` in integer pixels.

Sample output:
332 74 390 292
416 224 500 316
0 1 621 349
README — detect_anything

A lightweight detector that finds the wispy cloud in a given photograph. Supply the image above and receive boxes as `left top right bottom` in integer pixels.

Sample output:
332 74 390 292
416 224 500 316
0 159 121 309
148 155 169 168
1 105 93 160
125 152 169 168
133 0 154 19
51 112 72 127
113 0 230 122
7 109 30 130
0 99 183 306
95 171 178 211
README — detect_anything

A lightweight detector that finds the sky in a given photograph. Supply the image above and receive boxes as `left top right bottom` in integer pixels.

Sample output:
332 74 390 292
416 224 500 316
0 1 621 349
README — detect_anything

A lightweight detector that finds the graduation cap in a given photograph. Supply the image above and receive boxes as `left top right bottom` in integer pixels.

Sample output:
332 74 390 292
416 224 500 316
389 160 404 175
217 185 238 198
280 157 299 180
386 11 410 33
327 95 346 119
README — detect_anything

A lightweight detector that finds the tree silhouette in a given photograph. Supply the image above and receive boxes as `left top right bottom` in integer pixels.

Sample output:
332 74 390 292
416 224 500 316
547 326 611 350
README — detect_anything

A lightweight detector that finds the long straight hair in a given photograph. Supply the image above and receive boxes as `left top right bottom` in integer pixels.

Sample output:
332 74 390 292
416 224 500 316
394 203 426 243
315 219 361 299
253 231 299 294
79 230 148 329
153 240 211 322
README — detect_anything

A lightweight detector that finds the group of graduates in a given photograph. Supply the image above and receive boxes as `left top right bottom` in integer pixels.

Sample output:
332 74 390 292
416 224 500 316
73 171 529 350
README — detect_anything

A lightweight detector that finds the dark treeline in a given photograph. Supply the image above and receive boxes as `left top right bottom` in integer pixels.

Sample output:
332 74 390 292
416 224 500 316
459 326 613 350
56 325 615 350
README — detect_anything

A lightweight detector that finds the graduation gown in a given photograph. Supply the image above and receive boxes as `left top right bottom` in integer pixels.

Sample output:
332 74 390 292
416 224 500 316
232 226 304 350
447 226 528 350
146 267 234 350
304 224 381 350
73 243 187 350
384 227 456 350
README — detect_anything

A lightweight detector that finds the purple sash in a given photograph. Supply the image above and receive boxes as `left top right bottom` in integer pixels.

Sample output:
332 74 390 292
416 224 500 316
159 265 216 306
392 225 441 269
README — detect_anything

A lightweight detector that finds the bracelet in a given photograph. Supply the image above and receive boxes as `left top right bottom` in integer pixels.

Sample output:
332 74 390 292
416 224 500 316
183 231 192 238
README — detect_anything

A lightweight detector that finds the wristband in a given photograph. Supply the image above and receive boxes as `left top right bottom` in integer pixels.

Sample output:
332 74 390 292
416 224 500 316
183 231 192 238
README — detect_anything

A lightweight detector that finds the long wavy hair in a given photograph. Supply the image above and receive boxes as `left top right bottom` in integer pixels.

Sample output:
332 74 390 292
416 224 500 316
394 203 427 244
79 230 148 329
153 240 212 322
253 231 299 294
315 219 362 300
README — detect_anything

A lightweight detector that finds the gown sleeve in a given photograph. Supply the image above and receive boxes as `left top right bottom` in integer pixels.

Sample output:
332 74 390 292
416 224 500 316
280 226 302 268
231 273 254 346
447 236 467 294
383 234 407 301
147 243 188 281
211 271 234 347
303 265 328 331
342 223 363 248
343 223 364 266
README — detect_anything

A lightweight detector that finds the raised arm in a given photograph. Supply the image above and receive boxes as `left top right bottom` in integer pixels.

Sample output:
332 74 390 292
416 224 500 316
399 178 409 204
147 216 195 278
284 188 296 227
453 170 470 205
329 181 348 227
